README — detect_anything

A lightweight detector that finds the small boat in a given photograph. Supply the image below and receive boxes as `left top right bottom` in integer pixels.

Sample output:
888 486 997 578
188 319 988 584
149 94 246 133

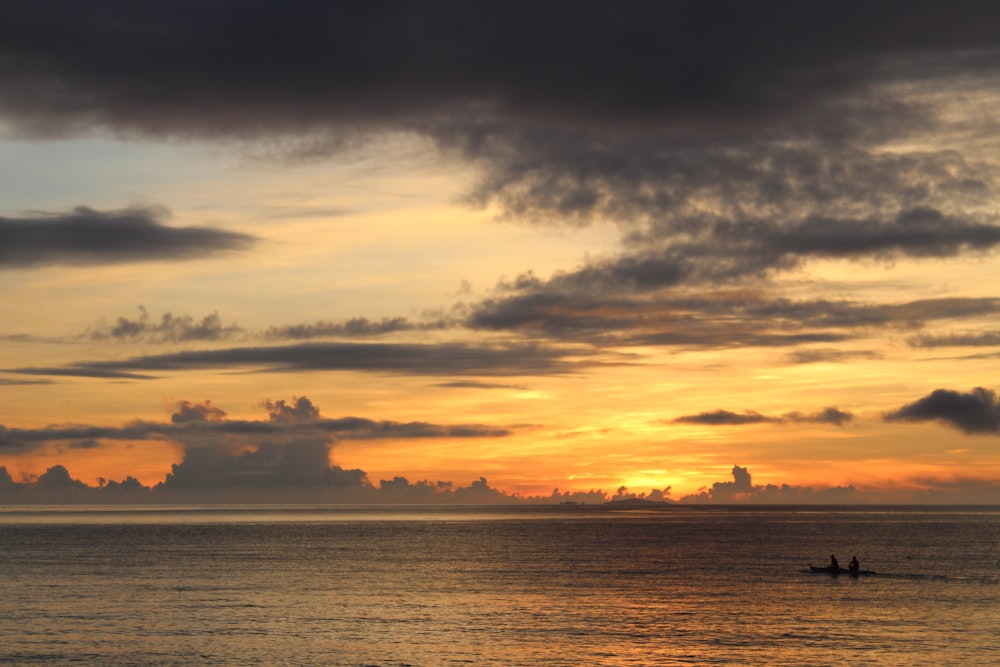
808 565 877 576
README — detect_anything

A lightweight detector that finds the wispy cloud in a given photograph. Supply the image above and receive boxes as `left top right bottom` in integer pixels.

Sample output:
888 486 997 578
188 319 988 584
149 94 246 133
673 407 853 427
4 341 590 379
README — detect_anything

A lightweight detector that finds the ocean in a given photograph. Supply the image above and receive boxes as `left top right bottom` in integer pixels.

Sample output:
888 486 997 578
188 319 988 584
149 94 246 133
1 505 997 666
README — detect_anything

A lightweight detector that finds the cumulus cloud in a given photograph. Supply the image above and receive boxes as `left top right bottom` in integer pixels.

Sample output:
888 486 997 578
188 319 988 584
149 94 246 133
171 399 228 424
0 206 256 269
884 387 1000 434
673 407 853 427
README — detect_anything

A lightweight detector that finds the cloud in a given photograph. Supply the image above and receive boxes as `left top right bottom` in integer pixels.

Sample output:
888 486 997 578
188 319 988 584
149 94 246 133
679 465 861 503
0 376 52 386
674 410 777 426
2 2 998 139
435 381 530 390
171 399 228 424
884 387 1000 434
264 316 451 340
907 331 1000 348
0 205 256 269
0 397 512 456
786 349 882 364
3 2 999 347
673 407 853 427
87 306 244 343
469 286 1000 349
3 341 588 379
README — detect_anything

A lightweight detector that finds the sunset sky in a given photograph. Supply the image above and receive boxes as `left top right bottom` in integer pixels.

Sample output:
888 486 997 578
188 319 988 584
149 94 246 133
3 0 1000 503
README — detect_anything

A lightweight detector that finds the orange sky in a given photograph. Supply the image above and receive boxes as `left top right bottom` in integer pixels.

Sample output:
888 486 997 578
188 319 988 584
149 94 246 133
2 2 1000 503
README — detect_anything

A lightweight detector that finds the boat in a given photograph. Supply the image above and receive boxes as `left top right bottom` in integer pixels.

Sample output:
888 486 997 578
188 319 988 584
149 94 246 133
808 565 877 576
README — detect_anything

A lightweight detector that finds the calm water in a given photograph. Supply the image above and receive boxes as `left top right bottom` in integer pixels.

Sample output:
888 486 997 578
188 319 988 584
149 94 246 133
1 505 997 666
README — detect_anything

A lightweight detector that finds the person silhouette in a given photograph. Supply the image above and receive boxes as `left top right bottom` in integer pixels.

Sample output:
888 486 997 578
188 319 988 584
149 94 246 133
829 554 840 571
849 556 860 572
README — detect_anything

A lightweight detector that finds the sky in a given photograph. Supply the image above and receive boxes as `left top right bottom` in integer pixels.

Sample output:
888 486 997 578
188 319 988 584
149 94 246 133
2 0 1000 504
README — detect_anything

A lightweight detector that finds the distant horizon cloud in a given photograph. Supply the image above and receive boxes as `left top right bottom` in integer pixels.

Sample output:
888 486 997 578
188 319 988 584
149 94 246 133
5 461 995 505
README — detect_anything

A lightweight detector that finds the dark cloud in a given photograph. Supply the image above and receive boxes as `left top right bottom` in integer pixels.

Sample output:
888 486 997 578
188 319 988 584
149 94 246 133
262 396 320 423
908 331 1000 348
264 316 451 340
87 307 243 343
680 465 861 503
675 411 776 426
171 400 228 424
4 341 585 379
786 349 882 364
0 397 511 459
0 376 52 385
469 284 1000 349
884 387 1000 434
674 407 852 426
0 206 256 269
2 1 998 139
2 1 997 299
0 462 568 504
435 381 530 390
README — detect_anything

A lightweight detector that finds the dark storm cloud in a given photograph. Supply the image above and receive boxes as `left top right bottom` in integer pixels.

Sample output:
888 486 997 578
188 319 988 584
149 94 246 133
884 387 1000 434
0 206 257 269
673 407 852 427
3 341 583 379
1 0 997 297
2 1 998 138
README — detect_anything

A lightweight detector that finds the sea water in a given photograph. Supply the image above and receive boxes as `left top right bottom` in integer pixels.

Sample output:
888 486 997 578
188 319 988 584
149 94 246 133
1 505 997 666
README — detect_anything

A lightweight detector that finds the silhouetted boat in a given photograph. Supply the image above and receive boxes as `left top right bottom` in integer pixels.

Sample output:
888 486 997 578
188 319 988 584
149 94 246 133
807 565 877 576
